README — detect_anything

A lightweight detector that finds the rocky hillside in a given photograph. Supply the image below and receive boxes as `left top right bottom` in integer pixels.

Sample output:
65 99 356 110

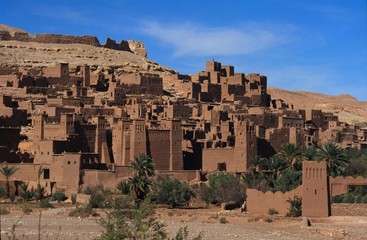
0 24 174 75
268 87 367 124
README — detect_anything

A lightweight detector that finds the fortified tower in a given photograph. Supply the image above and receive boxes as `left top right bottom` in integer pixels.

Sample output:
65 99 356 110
302 161 330 217
234 119 257 172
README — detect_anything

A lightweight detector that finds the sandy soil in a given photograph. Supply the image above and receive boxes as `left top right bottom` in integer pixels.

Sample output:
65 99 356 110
1 204 367 240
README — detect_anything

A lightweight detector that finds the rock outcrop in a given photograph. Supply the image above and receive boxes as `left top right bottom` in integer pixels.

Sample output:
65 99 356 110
0 24 147 56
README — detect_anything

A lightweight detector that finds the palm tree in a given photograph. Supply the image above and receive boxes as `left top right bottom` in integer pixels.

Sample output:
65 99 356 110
277 143 305 169
130 154 155 177
249 156 264 175
267 155 287 180
128 174 152 201
35 165 45 200
0 165 18 198
304 145 317 160
128 154 155 201
316 142 349 177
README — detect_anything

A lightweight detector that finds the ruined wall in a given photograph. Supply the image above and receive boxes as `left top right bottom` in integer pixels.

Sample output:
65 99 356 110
0 29 147 56
33 34 100 46
246 187 302 215
103 38 131 52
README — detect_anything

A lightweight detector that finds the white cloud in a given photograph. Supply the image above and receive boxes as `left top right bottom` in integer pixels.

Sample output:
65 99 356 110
140 21 293 57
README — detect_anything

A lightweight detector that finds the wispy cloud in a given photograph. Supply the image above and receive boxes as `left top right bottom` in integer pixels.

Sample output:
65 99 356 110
140 21 294 57
31 6 90 25
265 65 343 94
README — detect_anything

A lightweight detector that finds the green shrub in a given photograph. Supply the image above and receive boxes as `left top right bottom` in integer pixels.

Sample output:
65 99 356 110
197 183 213 208
39 198 53 208
19 182 33 202
272 169 302 192
286 195 302 217
219 217 227 224
83 184 104 195
89 193 107 208
117 181 130 195
343 193 355 203
71 193 77 205
268 208 279 215
97 197 202 240
155 175 194 208
332 194 344 203
19 202 32 214
205 173 245 206
51 191 67 203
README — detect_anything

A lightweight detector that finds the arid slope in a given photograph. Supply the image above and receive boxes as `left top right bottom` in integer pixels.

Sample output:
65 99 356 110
269 87 367 124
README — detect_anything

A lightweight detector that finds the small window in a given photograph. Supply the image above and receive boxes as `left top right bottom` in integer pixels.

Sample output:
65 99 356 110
43 169 50 179
67 161 70 164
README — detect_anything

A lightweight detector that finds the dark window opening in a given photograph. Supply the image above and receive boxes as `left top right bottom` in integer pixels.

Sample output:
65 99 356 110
43 169 50 179
217 162 226 171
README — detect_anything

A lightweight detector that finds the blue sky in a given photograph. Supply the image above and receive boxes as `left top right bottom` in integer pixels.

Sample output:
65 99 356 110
2 0 367 100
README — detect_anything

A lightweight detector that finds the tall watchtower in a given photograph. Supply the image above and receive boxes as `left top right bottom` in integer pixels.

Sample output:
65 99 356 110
302 161 330 217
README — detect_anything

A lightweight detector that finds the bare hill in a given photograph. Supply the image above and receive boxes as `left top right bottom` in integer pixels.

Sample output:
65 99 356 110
269 87 367 124
0 24 28 36
0 40 174 75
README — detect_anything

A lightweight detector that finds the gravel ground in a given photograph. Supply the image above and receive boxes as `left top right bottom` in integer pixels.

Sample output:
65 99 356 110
1 205 367 240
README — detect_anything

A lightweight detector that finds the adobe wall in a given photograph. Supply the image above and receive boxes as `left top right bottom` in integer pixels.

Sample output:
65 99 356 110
147 129 170 170
202 148 235 171
246 187 302 215
165 105 192 121
82 166 132 190
329 176 367 196
140 75 163 95
0 75 18 87
265 128 290 152
157 170 200 182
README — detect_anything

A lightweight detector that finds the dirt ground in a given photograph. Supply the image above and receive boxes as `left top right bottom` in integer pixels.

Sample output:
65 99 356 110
1 204 367 240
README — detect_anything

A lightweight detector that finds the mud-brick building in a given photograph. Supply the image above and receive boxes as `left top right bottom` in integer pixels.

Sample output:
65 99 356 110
111 118 183 170
202 119 257 172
